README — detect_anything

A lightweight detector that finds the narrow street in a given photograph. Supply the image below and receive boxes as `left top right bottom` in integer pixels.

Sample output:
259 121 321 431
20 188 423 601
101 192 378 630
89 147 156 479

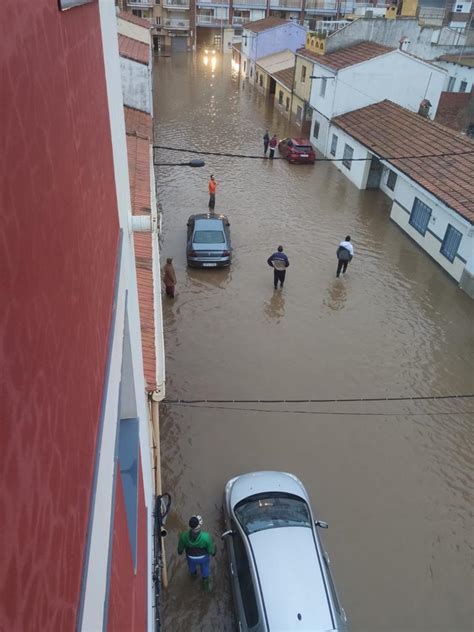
154 53 473 631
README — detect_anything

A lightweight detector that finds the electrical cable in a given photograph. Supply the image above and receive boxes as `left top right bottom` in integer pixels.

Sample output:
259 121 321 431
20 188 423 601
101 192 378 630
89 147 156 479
153 145 474 163
165 402 474 417
164 394 473 404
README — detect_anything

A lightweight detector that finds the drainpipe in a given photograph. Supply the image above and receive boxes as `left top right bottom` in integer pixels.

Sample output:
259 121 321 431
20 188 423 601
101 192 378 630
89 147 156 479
151 390 168 589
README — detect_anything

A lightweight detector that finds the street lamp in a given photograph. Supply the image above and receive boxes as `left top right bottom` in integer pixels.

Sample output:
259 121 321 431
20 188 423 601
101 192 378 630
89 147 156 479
154 159 206 167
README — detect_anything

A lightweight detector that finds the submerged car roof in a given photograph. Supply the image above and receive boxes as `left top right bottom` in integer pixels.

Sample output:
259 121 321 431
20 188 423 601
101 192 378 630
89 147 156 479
228 471 309 508
188 213 228 222
250 526 335 631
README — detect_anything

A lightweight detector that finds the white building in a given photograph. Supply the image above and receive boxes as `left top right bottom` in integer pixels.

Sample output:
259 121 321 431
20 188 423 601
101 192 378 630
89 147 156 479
435 53 474 93
305 41 446 155
327 99 474 296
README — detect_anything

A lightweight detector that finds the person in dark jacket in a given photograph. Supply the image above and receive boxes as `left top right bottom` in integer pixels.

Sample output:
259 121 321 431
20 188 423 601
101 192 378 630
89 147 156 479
268 245 289 289
263 130 270 155
336 235 354 277
178 515 216 590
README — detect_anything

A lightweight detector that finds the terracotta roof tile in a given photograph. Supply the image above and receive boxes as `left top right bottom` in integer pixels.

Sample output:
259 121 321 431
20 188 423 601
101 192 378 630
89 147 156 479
297 41 393 70
118 34 149 65
332 100 474 223
273 67 294 91
126 111 157 391
118 11 152 29
435 91 472 133
245 17 289 33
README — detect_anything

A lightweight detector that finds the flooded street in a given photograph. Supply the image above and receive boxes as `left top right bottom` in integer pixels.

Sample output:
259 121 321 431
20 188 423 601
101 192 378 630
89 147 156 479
154 53 473 632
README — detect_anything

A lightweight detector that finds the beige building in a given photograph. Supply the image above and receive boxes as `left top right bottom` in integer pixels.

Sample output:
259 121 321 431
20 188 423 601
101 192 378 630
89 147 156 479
273 67 294 118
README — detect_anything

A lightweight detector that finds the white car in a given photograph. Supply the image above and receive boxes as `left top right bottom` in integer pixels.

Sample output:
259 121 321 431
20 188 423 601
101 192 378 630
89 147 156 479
222 471 348 632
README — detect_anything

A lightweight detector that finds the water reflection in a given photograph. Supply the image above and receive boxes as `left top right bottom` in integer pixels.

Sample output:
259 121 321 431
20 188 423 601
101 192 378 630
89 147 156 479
186 266 231 289
263 289 286 322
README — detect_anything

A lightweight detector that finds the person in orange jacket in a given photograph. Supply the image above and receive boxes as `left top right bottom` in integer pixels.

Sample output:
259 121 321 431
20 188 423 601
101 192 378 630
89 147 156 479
208 174 217 210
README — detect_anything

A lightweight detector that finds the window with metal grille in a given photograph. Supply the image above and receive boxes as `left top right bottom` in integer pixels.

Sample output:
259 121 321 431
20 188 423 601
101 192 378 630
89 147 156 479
330 134 338 156
342 144 353 169
447 76 456 92
313 120 320 139
440 224 462 262
285 97 290 111
459 80 467 92
301 65 306 83
409 198 432 235
387 170 397 191
278 90 283 104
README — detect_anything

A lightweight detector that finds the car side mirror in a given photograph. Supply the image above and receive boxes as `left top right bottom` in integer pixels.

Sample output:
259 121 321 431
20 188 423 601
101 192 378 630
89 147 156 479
221 529 234 540
315 520 329 529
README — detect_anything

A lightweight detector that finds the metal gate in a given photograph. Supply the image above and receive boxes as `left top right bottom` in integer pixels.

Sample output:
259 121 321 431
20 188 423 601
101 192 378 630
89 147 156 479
171 36 187 53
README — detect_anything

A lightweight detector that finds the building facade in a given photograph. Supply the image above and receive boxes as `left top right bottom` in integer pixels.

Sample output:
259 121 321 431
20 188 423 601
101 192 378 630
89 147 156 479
0 1 163 630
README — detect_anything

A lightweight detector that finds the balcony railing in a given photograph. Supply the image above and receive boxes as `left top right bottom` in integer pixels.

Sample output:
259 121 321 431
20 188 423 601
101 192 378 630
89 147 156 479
163 0 190 7
315 19 350 31
196 0 230 5
232 15 251 24
233 0 266 5
196 14 230 24
269 0 303 8
127 0 154 7
164 17 190 27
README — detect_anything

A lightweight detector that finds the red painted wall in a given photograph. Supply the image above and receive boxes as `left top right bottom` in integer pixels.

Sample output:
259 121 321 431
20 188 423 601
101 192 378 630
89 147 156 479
0 1 119 629
108 464 148 632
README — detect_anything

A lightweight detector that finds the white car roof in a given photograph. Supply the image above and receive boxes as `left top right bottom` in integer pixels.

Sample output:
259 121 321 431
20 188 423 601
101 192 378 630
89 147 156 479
229 471 310 508
249 527 334 631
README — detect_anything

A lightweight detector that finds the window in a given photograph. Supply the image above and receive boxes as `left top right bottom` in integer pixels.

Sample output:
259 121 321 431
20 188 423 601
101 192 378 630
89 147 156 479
409 197 432 235
330 133 338 156
132 9 143 17
235 493 312 535
193 230 225 243
243 61 246 73
278 90 283 105
296 105 303 124
440 224 462 262
256 71 259 82
118 418 139 567
301 65 306 83
447 76 456 92
459 80 467 92
313 120 320 139
233 526 259 627
285 96 290 111
386 169 397 191
250 66 253 78
320 78 327 98
342 143 353 169
455 3 463 10
259 74 263 87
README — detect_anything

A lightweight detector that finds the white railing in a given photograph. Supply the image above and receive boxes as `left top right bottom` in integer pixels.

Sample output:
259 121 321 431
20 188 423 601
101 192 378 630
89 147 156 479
196 14 230 24
163 0 190 7
315 19 350 32
232 15 251 24
164 17 190 27
305 0 354 10
233 0 266 5
269 0 302 8
127 0 154 7
197 0 230 5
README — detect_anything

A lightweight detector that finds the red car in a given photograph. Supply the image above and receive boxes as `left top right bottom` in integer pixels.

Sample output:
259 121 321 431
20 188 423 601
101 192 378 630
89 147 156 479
278 137 316 164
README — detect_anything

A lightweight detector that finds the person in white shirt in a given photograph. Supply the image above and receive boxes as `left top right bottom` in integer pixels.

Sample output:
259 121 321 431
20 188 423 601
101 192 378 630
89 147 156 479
336 235 354 277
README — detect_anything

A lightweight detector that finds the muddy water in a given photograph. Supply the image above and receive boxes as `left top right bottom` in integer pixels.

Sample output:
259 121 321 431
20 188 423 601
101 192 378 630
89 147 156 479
154 53 474 631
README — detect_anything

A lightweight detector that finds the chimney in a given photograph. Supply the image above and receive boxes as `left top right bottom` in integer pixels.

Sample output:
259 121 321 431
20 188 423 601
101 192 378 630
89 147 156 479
399 36 410 51
418 99 432 118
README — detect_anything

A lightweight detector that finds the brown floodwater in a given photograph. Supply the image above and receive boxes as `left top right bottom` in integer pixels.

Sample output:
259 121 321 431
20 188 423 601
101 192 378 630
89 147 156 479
154 53 474 632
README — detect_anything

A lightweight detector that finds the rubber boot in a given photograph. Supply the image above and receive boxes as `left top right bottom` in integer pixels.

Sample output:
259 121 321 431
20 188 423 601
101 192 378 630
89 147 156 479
202 577 210 592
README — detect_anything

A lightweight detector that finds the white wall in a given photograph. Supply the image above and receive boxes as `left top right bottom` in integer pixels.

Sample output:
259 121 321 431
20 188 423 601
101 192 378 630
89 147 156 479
390 176 472 282
80 2 155 630
309 109 330 154
120 57 151 113
117 17 151 45
310 50 446 120
326 124 372 188
436 60 474 92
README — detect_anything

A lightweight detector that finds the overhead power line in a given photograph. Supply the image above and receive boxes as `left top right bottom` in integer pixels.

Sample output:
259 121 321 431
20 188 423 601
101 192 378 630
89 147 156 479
153 145 474 163
164 394 474 404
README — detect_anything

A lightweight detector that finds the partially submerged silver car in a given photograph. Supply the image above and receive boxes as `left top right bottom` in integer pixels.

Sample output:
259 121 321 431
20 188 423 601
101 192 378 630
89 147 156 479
222 471 348 632
186 213 231 267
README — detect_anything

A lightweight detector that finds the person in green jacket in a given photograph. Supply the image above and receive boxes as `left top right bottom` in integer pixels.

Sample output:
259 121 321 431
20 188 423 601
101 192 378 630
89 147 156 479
178 515 216 590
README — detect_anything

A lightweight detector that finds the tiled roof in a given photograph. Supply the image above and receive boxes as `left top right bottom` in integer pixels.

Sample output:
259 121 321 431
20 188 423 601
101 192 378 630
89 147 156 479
125 110 157 392
118 34 149 65
297 41 393 70
332 100 474 223
437 54 474 68
118 11 152 29
273 67 294 91
435 91 472 133
245 17 288 33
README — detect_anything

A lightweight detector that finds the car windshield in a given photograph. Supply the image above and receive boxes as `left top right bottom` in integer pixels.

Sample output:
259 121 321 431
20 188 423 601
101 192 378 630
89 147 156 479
235 493 312 534
193 230 225 244
295 145 313 152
